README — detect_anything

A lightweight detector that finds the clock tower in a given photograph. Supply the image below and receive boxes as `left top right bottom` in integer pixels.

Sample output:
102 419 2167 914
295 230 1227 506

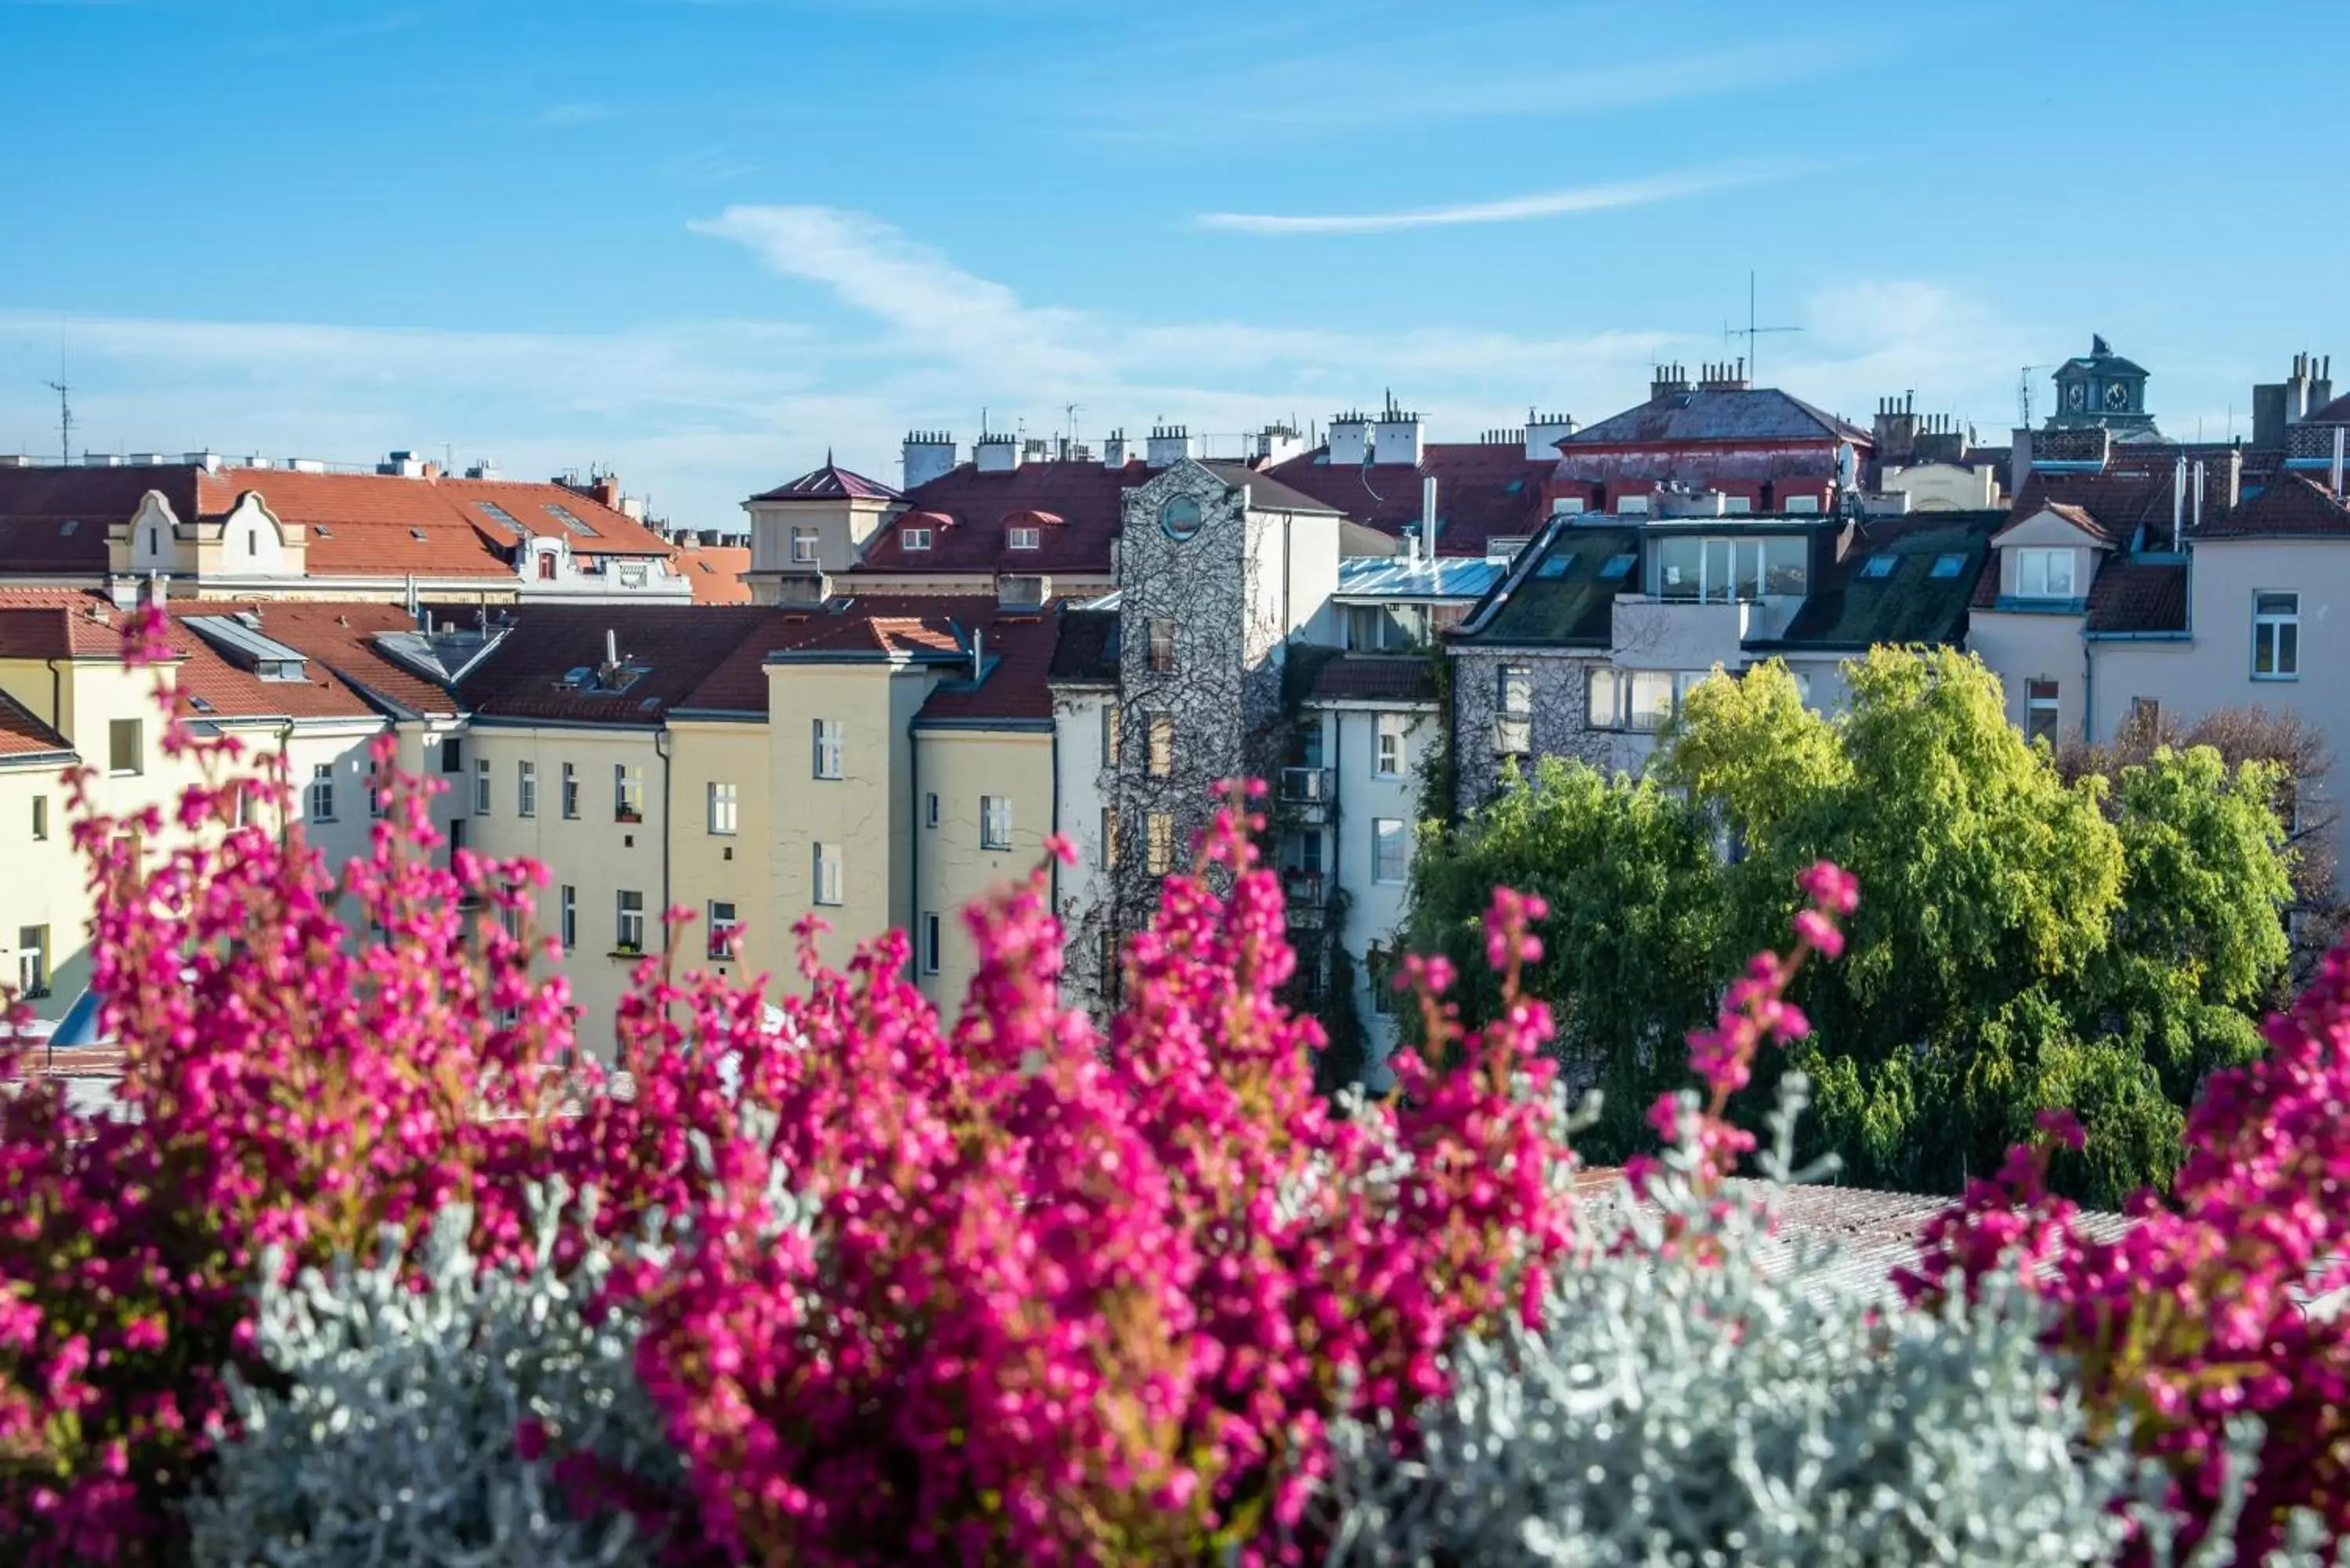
2046 335 2163 441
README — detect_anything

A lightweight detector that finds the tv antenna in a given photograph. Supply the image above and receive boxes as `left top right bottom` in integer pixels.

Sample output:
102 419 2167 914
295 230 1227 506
1723 272 1800 381
42 378 71 466
1064 403 1082 452
2018 364 2053 429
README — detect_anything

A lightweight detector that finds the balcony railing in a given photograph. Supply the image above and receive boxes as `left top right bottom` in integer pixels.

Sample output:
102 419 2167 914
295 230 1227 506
1279 767 1333 804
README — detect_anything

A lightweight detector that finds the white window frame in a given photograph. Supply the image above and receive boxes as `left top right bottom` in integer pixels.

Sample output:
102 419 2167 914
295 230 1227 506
707 780 739 835
2254 591 2301 680
1499 664 1534 719
473 757 491 815
1375 714 1408 777
109 718 142 777
1147 620 1177 674
980 794 1012 851
900 526 932 551
16 925 48 998
1372 818 1409 885
307 763 334 822
31 794 47 841
790 525 818 564
812 842 844 906
2026 677 2061 742
615 764 644 822
559 885 577 951
707 900 739 959
517 760 537 818
561 762 580 818
812 718 844 780
616 890 645 953
1007 526 1041 551
924 791 939 829
2013 547 2077 599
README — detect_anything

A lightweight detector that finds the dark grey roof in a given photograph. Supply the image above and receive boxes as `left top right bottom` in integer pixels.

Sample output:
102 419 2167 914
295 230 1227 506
1199 461 1346 514
1563 388 1872 449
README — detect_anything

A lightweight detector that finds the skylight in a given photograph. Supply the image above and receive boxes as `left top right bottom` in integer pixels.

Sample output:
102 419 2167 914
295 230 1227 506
1859 554 1899 580
474 500 521 533
313 525 332 538
410 528 428 541
545 504 598 538
1599 553 1636 580
1929 553 1968 579
1537 556 1574 580
59 518 78 537
189 696 214 714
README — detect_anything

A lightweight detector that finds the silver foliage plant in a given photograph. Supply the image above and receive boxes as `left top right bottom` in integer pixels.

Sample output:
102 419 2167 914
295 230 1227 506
185 1177 681 1568
1321 1075 2150 1568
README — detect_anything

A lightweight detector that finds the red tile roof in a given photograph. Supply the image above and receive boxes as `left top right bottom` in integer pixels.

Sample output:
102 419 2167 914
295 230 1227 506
458 605 783 722
0 588 143 657
852 460 1146 576
2010 464 2187 547
0 688 73 759
2039 500 2114 542
750 461 902 503
2201 474 2350 539
1264 443 1554 558
678 544 752 604
916 609 1058 724
0 463 676 582
163 602 414 722
1562 387 1872 448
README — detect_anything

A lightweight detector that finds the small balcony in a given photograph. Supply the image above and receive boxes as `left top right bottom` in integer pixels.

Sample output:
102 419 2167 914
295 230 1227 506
1282 869 1329 929
1278 767 1334 822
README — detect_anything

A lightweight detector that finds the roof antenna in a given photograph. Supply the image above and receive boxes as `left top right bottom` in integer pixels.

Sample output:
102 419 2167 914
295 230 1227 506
43 377 70 468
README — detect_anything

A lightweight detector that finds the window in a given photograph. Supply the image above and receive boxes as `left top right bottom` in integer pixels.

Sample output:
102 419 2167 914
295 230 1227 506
473 757 491 815
1857 554 1898 580
1375 714 1408 777
2026 678 2060 743
616 891 645 952
1146 812 1175 875
1599 552 1636 580
790 526 818 564
707 901 739 960
1101 706 1119 768
307 763 334 822
901 526 932 551
1929 552 1968 580
1655 536 1807 602
2254 591 2301 679
562 763 580 818
108 719 142 776
708 781 738 834
920 912 941 975
498 882 522 939
1147 620 1177 674
2128 697 2161 736
31 795 47 841
1346 604 1427 652
16 926 48 998
812 718 843 779
1372 818 1409 885
2014 547 2076 599
924 791 940 829
1007 526 1040 551
615 765 644 822
1588 668 1705 732
1101 807 1119 869
537 553 558 581
544 503 597 537
812 843 844 906
1368 945 1394 1015
981 794 1013 851
517 761 537 818
440 738 463 773
1148 714 1173 777
448 818 466 854
475 500 519 533
1498 665 1534 719
559 886 576 950
367 762 385 818
1278 828 1324 875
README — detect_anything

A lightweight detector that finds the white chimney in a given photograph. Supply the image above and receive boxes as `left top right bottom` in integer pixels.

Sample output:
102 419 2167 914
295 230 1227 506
1101 428 1132 468
186 450 222 472
974 431 1020 474
1255 424 1306 466
1524 410 1577 461
902 431 956 490
2172 454 2186 551
1372 396 1424 467
1421 475 1438 541
2334 425 2346 498
604 627 620 673
1328 410 1372 468
971 627 984 683
2193 461 2206 532
1144 425 1196 469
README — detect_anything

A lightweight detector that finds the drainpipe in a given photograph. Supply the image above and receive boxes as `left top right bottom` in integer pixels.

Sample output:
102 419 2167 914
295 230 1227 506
908 699 921 988
1049 712 1062 925
655 726 674 945
44 657 64 732
277 718 295 851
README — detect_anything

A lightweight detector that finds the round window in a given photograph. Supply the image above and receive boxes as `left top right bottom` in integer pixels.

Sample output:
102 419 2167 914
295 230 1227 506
1159 495 1204 541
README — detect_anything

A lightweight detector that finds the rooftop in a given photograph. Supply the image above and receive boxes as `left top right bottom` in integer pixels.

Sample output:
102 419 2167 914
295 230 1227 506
1264 441 1557 558
1561 386 1873 450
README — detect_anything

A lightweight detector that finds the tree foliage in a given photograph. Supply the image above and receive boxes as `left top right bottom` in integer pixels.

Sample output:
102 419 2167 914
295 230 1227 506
1405 649 2298 1203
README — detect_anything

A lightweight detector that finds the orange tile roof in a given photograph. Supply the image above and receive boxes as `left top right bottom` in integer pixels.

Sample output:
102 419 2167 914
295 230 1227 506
679 544 752 604
0 688 73 758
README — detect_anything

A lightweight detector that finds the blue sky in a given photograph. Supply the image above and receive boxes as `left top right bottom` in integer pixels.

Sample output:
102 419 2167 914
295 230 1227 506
3 0 2344 529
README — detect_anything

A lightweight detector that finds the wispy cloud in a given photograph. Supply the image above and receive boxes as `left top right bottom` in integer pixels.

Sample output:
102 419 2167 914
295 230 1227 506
535 101 613 128
1198 164 1793 236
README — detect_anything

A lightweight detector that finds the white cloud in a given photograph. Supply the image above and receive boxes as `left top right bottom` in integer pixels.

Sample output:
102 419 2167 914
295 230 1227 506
1197 165 1792 236
0 211 2053 535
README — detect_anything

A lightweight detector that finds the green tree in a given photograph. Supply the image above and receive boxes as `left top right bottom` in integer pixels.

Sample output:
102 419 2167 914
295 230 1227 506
1402 757 1723 1159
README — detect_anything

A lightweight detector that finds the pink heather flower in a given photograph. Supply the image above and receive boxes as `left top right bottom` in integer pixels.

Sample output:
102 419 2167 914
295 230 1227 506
1043 833 1079 868
2034 1107 2088 1152
1797 860 1860 915
1792 909 1846 960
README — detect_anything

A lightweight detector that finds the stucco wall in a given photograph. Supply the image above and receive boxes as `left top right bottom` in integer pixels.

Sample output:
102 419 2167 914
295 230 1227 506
912 728 1053 1008
668 719 775 991
1969 607 2090 742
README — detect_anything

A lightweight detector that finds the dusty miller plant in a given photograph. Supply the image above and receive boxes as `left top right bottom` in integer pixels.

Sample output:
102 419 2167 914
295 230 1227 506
1320 1071 2150 1568
184 1178 681 1568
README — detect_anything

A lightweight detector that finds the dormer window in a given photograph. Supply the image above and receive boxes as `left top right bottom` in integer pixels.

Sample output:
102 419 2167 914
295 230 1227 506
2013 547 2076 598
901 526 932 551
1007 526 1041 551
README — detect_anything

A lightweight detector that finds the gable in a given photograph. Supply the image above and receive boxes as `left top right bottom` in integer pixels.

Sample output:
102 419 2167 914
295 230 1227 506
1992 508 2114 550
